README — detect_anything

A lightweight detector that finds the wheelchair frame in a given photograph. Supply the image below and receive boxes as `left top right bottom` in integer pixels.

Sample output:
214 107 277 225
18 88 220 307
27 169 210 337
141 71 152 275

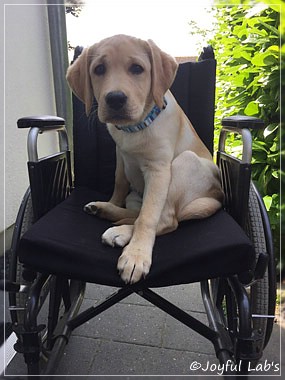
5 114 276 378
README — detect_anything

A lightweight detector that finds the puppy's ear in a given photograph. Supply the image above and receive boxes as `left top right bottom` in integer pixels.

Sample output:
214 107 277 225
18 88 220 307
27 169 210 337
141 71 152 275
147 40 178 109
66 48 93 116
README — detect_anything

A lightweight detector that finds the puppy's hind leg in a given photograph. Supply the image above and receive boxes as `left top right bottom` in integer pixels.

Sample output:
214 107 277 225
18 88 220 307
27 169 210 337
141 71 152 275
84 202 139 223
178 197 222 222
113 189 143 225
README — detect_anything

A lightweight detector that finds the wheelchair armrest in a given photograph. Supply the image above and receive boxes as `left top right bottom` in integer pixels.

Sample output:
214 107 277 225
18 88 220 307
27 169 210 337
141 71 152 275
17 116 68 162
217 116 265 228
17 116 72 220
17 115 65 129
219 116 265 164
222 115 265 130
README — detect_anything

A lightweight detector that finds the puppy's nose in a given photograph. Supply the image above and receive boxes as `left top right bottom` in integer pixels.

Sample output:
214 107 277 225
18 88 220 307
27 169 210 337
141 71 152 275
105 91 128 110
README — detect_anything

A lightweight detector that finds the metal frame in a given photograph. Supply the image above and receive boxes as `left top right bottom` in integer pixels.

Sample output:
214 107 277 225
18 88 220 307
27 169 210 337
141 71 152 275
12 274 85 376
5 114 275 377
27 125 69 162
12 278 252 377
219 126 252 165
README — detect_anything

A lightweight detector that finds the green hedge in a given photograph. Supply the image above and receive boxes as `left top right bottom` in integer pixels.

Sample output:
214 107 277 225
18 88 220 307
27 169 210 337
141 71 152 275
200 1 283 273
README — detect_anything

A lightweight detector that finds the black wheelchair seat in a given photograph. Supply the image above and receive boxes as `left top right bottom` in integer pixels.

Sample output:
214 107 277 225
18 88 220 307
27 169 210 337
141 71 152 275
19 186 255 288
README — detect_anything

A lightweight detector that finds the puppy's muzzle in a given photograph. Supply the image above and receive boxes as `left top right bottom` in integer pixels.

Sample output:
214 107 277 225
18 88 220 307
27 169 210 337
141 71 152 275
105 91 128 111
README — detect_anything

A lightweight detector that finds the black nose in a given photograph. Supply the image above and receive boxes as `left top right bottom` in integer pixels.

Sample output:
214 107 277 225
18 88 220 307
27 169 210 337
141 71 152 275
105 91 128 110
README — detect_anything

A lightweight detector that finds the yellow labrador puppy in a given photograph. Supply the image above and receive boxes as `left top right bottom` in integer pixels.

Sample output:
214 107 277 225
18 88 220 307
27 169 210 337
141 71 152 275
66 34 224 284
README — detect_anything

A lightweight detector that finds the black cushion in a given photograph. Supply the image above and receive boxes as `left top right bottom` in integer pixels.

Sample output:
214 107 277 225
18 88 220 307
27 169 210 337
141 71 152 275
19 187 255 288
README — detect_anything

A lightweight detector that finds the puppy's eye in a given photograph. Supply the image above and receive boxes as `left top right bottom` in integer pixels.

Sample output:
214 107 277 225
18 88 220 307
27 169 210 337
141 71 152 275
129 64 144 75
94 64 106 76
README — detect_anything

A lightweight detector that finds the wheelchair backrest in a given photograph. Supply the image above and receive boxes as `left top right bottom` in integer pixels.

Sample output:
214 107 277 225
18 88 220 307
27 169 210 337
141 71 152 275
71 46 216 197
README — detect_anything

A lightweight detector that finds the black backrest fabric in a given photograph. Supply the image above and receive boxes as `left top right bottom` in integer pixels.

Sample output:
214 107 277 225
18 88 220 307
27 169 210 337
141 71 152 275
170 59 216 154
73 95 116 196
72 49 216 197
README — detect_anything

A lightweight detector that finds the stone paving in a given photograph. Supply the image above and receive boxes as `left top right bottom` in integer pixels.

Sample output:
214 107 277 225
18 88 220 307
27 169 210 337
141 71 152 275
5 282 284 378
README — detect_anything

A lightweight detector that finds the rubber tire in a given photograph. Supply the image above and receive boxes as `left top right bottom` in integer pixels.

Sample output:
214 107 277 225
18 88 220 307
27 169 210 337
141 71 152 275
9 189 34 324
246 183 269 348
210 182 275 367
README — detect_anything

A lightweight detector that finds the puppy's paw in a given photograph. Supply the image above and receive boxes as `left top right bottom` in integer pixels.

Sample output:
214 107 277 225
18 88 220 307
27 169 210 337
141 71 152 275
117 245 152 284
84 201 101 215
102 225 133 248
84 201 112 217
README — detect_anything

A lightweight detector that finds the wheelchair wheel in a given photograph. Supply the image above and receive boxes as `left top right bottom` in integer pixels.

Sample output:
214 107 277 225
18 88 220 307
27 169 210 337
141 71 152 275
8 189 86 375
246 183 276 349
210 182 276 368
9 188 35 324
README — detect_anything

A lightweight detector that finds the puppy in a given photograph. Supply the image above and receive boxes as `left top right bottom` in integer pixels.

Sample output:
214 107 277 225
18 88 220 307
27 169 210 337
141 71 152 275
66 34 224 284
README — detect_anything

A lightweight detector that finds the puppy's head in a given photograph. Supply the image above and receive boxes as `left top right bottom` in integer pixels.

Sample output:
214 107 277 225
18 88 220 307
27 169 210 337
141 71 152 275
66 34 178 125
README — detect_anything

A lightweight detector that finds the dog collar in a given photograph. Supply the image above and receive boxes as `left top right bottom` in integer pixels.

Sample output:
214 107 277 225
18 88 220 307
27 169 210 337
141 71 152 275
115 98 167 133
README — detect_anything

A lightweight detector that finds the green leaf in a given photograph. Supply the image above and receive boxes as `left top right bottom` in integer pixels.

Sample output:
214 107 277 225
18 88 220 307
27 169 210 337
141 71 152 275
252 140 268 151
251 51 277 66
269 142 279 153
267 45 279 52
272 170 279 179
263 54 278 65
232 75 246 86
233 25 248 38
259 20 280 35
249 27 268 37
226 91 247 105
263 195 272 211
264 123 279 138
240 51 252 61
244 101 259 116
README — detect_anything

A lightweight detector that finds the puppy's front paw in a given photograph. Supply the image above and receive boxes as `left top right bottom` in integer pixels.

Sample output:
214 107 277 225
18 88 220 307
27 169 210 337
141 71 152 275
117 245 152 284
102 225 133 248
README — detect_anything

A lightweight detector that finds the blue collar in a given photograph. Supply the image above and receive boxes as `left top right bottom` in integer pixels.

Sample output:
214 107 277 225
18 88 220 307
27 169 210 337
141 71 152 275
115 98 167 133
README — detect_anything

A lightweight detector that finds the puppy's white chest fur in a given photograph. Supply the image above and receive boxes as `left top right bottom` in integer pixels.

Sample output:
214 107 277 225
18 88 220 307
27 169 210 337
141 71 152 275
107 126 153 195
121 152 145 195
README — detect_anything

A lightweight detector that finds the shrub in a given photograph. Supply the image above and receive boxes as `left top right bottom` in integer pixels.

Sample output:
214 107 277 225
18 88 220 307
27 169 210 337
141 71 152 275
192 1 283 274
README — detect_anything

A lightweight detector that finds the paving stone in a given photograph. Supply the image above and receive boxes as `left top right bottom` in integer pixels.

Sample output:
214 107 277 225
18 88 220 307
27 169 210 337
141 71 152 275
5 353 27 376
156 283 206 312
73 299 166 347
56 335 101 375
261 322 283 376
122 283 206 310
89 339 217 375
4 284 283 377
84 283 118 300
162 310 215 355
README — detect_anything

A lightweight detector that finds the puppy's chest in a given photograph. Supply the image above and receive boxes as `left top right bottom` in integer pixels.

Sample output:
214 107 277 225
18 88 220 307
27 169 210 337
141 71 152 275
109 127 151 153
108 126 165 192
121 152 145 193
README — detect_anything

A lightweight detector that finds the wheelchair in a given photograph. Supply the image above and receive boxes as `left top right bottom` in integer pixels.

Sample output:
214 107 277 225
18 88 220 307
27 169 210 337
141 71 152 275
5 46 276 377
